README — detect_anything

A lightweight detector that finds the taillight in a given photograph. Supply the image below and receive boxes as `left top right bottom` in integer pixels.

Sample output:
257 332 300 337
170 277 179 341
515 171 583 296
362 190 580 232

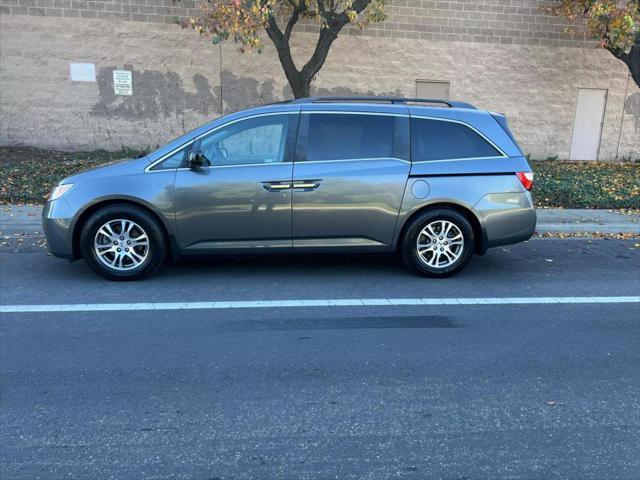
516 171 534 191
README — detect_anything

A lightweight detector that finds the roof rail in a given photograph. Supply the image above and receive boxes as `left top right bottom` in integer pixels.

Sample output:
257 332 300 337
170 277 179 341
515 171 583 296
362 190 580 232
292 96 476 109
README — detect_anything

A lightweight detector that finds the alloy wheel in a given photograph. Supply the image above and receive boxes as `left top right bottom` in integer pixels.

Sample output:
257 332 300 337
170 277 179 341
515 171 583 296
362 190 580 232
93 219 150 271
416 220 464 268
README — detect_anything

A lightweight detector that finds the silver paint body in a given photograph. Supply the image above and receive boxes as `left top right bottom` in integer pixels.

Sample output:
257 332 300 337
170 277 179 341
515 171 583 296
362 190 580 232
43 101 536 260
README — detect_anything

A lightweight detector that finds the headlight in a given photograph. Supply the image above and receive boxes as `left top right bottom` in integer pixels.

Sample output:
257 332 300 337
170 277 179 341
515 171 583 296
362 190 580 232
49 183 74 201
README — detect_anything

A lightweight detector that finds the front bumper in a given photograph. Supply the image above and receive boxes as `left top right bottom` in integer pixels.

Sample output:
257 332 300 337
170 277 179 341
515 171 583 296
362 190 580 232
42 199 76 260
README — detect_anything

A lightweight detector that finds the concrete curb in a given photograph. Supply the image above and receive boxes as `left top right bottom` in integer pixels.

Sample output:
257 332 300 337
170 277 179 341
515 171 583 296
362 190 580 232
2 205 639 237
535 224 640 234
535 208 640 235
1 205 42 236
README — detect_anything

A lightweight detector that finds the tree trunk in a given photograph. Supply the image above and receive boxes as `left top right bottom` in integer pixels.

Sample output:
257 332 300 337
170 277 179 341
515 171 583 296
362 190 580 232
268 44 312 98
625 43 640 88
610 38 640 88
272 26 339 98
290 80 311 98
265 16 311 99
264 7 350 99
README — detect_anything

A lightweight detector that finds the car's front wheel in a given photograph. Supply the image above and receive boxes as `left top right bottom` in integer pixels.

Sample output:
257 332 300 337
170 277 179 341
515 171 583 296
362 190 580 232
79 204 166 281
401 208 475 278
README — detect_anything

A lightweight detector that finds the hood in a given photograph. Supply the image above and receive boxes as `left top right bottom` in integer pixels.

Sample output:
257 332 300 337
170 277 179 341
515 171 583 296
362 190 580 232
60 156 150 184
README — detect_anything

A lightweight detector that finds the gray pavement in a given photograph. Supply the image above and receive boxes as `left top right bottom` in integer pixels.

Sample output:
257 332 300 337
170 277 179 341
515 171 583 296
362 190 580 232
1 238 639 478
2 204 640 235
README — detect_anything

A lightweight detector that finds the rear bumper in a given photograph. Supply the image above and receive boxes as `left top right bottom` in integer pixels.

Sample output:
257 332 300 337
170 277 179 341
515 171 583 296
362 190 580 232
42 199 76 260
474 192 536 249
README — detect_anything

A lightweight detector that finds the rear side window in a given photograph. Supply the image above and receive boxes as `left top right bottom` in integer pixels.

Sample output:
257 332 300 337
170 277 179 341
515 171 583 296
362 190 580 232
411 118 501 161
305 113 398 161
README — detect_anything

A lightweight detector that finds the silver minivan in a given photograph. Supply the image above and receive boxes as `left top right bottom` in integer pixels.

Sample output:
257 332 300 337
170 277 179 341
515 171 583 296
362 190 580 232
43 97 536 280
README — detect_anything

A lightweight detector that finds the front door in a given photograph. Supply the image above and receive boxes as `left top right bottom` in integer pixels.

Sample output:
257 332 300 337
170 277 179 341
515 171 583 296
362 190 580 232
174 113 298 252
292 111 411 251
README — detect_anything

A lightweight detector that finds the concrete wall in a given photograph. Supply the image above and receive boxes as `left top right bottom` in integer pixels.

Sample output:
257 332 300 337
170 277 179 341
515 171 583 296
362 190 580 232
0 13 638 159
0 15 222 150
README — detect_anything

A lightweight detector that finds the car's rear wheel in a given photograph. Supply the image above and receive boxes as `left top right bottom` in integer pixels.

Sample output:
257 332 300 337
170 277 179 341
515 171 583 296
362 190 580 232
79 204 166 281
401 208 475 278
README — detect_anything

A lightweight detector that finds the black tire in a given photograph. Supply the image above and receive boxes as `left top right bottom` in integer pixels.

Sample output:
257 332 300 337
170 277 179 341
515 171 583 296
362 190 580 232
79 204 167 281
400 208 475 278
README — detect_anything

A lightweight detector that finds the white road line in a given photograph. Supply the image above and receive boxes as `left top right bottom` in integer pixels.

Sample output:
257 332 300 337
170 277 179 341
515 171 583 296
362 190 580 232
1 296 639 314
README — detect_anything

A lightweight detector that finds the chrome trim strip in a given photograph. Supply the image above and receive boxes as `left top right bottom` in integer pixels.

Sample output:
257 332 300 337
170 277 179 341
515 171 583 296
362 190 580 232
412 156 507 164
301 111 409 117
150 156 409 171
146 162 291 174
296 157 410 165
207 162 290 170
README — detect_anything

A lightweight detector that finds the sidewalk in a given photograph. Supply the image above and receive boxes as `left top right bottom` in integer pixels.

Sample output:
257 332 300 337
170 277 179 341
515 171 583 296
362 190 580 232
535 208 640 234
1 204 639 236
1 205 43 235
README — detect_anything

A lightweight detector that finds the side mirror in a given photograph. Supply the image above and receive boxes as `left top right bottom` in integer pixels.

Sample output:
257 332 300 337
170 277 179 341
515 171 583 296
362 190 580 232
187 150 208 170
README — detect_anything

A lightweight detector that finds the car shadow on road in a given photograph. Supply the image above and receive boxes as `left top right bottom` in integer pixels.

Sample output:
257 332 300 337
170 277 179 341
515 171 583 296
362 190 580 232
155 250 509 281
4 245 513 287
0 245 534 306
57 251 508 283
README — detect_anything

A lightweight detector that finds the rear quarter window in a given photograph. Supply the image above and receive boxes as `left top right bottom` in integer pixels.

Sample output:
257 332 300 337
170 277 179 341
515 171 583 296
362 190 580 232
411 118 501 161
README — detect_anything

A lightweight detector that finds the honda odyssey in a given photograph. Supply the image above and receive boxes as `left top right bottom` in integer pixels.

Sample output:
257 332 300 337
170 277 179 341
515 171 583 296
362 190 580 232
43 96 536 280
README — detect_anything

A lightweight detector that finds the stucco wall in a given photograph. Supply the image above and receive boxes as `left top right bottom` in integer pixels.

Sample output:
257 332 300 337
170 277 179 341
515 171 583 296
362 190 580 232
0 15 638 159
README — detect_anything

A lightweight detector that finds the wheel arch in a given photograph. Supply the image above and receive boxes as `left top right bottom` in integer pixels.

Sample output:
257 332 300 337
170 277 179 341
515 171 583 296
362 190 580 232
395 202 487 255
71 197 175 261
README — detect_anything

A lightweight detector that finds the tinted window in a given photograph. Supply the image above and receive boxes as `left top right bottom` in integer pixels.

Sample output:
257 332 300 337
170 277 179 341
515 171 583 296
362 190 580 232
200 115 290 166
306 114 396 161
411 118 500 161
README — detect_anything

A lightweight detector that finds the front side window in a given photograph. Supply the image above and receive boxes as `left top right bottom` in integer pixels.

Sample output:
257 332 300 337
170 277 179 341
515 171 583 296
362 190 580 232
305 113 397 161
200 115 290 166
150 144 189 170
411 118 501 161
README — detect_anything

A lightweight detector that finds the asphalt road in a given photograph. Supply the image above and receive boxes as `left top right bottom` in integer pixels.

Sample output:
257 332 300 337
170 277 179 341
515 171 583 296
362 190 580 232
1 238 639 479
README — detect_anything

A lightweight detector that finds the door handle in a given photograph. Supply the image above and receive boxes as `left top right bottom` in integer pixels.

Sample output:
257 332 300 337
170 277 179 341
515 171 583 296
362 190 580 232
262 182 291 192
292 180 321 190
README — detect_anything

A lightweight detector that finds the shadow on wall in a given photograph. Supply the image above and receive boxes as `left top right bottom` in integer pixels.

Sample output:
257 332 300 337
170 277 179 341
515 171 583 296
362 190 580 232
91 66 404 120
225 77 404 111
91 65 220 120
311 85 404 98
221 71 279 112
624 92 640 129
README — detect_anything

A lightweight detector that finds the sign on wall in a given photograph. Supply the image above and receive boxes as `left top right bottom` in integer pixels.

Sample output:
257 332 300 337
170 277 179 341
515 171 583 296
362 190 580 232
113 70 133 96
69 63 96 82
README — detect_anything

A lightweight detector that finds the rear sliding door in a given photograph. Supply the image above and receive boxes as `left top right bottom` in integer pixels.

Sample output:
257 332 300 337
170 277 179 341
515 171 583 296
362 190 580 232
292 111 410 251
